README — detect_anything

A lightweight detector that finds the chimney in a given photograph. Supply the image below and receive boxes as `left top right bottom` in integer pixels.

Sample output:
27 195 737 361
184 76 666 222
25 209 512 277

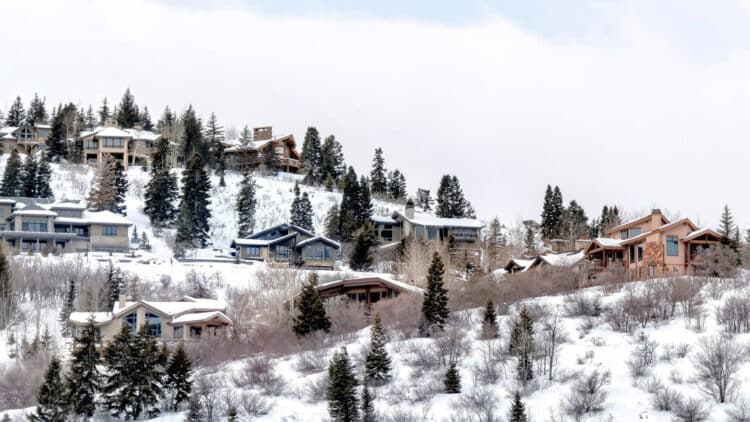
118 294 126 310
405 199 415 219
253 126 273 141
651 208 661 215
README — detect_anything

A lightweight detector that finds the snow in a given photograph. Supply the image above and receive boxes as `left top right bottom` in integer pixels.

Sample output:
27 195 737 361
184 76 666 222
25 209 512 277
538 250 585 266
506 258 536 271
124 128 161 141
81 210 131 225
393 209 485 229
68 311 112 324
294 235 340 249
170 310 230 324
81 127 133 138
592 237 623 248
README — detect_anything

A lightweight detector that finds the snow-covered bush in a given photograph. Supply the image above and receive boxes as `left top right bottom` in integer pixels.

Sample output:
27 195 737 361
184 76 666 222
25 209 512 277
563 291 602 317
694 334 744 403
718 294 750 334
651 386 683 412
564 369 611 418
673 397 710 422
471 339 507 385
232 356 287 396
294 348 330 374
626 331 658 378
240 390 273 417
727 400 750 422
454 386 500 422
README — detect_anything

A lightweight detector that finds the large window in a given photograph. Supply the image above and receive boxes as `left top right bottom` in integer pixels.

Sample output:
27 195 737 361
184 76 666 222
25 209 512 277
667 236 679 256
145 312 161 337
452 228 478 241
21 221 47 232
102 226 117 236
173 326 183 340
103 137 124 148
276 246 290 261
629 245 635 264
246 246 261 257
630 228 641 237
85 141 98 150
190 326 202 338
57 209 82 218
638 245 643 261
381 224 393 241
306 245 331 260
620 230 628 239
124 312 137 334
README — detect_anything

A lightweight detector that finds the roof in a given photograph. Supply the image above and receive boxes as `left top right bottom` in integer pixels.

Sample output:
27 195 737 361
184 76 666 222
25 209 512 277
13 203 57 217
591 237 623 248
83 210 131 225
171 311 232 325
69 312 112 325
124 128 161 141
683 228 724 242
44 199 87 210
392 210 484 229
113 296 226 317
316 276 424 295
606 211 669 235
504 258 537 272
249 223 315 240
371 215 397 224
232 238 274 247
223 134 294 153
538 250 585 267
80 127 133 139
620 218 701 246
295 235 341 249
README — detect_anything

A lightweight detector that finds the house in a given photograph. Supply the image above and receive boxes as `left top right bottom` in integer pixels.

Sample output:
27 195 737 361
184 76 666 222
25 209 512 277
222 126 301 173
313 276 423 305
69 295 231 346
583 209 723 279
371 201 485 266
0 124 51 154
78 121 165 169
0 198 131 253
502 250 585 274
503 258 538 274
230 223 340 270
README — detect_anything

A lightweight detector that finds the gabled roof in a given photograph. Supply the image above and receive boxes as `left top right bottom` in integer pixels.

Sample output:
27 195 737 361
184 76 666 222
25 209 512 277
682 228 724 242
316 276 424 295
13 203 57 217
80 127 133 139
619 218 700 246
171 310 232 325
223 133 298 156
584 237 624 254
83 210 131 225
391 210 485 229
249 223 315 239
124 128 161 141
231 232 297 247
606 211 670 235
538 250 585 267
503 258 537 272
295 235 341 250
112 296 226 318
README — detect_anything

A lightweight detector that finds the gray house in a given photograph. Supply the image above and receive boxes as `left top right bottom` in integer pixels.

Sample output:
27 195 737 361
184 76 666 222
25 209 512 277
231 223 340 270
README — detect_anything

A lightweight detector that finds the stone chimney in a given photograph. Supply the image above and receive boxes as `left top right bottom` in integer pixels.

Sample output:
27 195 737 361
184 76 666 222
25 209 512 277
253 126 273 141
405 198 415 219
651 208 661 215
118 294 126 310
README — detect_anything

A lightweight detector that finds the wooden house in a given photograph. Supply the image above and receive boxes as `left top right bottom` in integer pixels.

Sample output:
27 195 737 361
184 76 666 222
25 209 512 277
231 223 340 270
222 126 301 173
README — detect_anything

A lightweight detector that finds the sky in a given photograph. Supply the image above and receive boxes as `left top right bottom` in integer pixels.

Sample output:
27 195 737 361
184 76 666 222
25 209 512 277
2 0 750 229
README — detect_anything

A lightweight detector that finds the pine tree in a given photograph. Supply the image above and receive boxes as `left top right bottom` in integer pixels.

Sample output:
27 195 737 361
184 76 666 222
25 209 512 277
509 391 528 422
325 204 341 241
180 105 206 164
5 96 25 127
26 93 48 126
99 98 111 123
511 306 534 383
98 261 123 311
58 279 76 336
144 137 178 227
88 154 123 213
0 246 14 330
365 312 391 384
239 125 252 145
185 394 204 421
421 252 449 334
481 299 499 339
113 161 128 214
204 113 224 170
349 220 377 271
67 318 102 418
563 199 588 241
21 154 38 197
338 167 360 242
140 232 151 250
436 174 472 218
443 362 461 394
140 106 154 131
301 127 322 185
131 226 140 245
387 169 407 200
540 185 555 240
370 148 388 195
293 273 331 337
46 109 68 161
175 152 212 250
327 348 359 422
719 204 736 239
35 156 53 198
165 343 192 411
116 88 140 128
415 188 433 212
361 382 376 422
262 142 280 174
290 182 314 232
0 149 23 196
356 176 373 228
320 134 345 184
236 172 257 238
85 105 97 129
29 357 67 422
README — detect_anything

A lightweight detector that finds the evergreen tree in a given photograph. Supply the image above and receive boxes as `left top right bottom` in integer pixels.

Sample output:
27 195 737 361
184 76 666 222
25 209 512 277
26 93 48 126
140 232 151 250
116 88 140 128
719 204 737 239
140 106 154 131
29 357 67 422
113 161 128 214
443 362 461 394
85 105 97 129
415 188 434 212
485 217 506 271
46 109 68 161
5 96 25 127
175 152 212 250
369 148 387 195
387 169 407 200
481 299 499 339
338 167 360 242
551 185 564 238
511 306 534 382
67 318 102 418
325 204 341 241
320 134 345 184
21 154 38 197
290 182 314 232
239 125 252 145
361 382 376 422
184 394 204 422
98 261 123 311
357 176 373 227
99 98 111 124
540 185 555 240
292 273 331 337
301 127 322 185
364 312 391 384
144 137 178 227
204 113 224 168
509 391 528 422
180 105 206 164
131 226 140 245
236 172 257 238
262 142 280 174
58 279 76 336
0 150 23 196
88 155 124 213
35 155 53 198
436 174 472 218
0 245 15 331
349 220 377 271
563 199 588 241
421 253 449 334
326 348 359 422
165 343 192 411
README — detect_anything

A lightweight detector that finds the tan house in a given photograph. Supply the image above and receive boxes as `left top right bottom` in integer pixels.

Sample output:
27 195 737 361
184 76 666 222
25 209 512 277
222 126 301 173
231 223 341 270
313 276 424 305
0 198 131 253
583 209 723 279
79 123 163 169
69 295 231 346
0 124 51 154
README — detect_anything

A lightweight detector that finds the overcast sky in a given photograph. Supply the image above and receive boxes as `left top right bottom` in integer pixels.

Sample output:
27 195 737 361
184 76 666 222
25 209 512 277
2 0 750 229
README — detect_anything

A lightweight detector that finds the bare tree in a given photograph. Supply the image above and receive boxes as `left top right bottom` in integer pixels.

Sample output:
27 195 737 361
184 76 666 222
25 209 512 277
727 399 750 422
694 334 745 403
564 369 611 419
539 307 566 381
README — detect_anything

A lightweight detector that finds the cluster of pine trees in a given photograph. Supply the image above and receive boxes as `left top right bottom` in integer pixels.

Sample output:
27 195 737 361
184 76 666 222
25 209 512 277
30 320 193 421
436 174 474 218
300 127 346 189
0 150 52 198
369 148 407 200
540 185 590 241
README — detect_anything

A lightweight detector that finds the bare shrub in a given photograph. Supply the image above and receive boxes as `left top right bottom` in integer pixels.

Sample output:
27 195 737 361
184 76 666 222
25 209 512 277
673 397 710 422
651 386 683 412
402 341 440 372
326 299 369 341
672 277 705 330
564 369 611 418
383 408 423 422
471 339 508 385
240 391 273 417
294 348 329 374
637 376 664 395
302 374 329 402
454 386 500 422
434 326 471 367
675 342 691 358
694 334 745 403
604 300 636 333
727 400 750 422
232 355 287 395
718 294 750 334
195 372 223 422
563 292 602 317
627 331 658 378
0 354 49 411
669 369 684 384
372 292 423 338
538 308 567 381
693 245 738 280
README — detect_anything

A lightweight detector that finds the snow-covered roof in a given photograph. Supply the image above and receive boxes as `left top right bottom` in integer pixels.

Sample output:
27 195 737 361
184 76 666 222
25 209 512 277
44 199 87 210
113 296 226 317
538 250 585 267
124 128 161 141
683 228 723 242
171 310 232 325
392 210 484 229
83 210 131 225
505 258 536 272
80 127 133 139
371 215 396 224
0 126 18 135
69 312 112 325
295 235 341 249
232 238 274 246
592 237 623 248
14 203 57 217
316 276 424 295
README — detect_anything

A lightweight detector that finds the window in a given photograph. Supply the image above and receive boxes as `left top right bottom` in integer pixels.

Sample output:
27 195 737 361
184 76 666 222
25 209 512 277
103 137 124 148
124 312 137 334
648 265 657 277
629 245 635 264
145 312 161 337
427 227 438 240
667 236 679 256
630 228 641 237
173 326 183 340
452 228 478 241
620 230 628 239
102 226 117 236
306 246 314 259
638 245 643 261
245 246 261 257
276 246 290 261
57 209 82 218
85 141 98 150
0 208 4 217
21 222 47 232
190 326 202 338
381 226 393 241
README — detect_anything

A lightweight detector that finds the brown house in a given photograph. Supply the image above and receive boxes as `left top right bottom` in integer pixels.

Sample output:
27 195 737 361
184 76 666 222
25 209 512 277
222 126 301 173
583 209 723 279
0 124 51 154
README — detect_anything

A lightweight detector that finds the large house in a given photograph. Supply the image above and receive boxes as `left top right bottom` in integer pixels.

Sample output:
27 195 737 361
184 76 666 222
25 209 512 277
503 250 585 274
69 295 231 346
0 198 131 253
79 123 163 169
231 223 341 270
583 209 723 279
222 126 301 173
0 124 51 154
371 201 485 266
